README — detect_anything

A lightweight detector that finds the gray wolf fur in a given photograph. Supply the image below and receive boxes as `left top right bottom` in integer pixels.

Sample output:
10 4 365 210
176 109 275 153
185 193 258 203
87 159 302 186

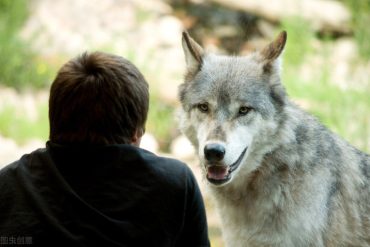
178 31 370 247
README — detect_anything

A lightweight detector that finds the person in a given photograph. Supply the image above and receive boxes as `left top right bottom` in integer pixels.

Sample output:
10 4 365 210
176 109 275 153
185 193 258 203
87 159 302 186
0 52 210 247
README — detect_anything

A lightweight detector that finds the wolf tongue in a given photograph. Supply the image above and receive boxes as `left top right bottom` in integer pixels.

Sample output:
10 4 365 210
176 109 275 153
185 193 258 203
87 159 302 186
207 166 229 180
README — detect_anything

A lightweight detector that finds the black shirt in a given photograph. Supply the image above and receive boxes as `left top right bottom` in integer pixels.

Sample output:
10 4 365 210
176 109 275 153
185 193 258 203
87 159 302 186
0 142 210 246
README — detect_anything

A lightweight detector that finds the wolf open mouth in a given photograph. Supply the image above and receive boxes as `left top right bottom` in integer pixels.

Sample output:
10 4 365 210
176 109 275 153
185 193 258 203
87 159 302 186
206 147 247 185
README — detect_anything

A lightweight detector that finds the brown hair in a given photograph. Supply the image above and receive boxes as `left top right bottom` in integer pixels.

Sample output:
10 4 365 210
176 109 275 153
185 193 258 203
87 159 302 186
49 51 149 145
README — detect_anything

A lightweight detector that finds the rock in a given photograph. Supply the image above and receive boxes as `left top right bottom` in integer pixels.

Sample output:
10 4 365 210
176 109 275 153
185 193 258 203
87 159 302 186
328 39 370 90
0 136 44 169
19 0 190 111
329 38 357 89
257 19 276 39
21 0 180 56
22 0 137 56
136 15 185 104
207 0 351 35
21 139 45 152
133 0 172 14
0 87 48 122
170 135 195 160
0 86 19 110
299 38 369 90
0 136 19 168
140 133 159 154
21 0 185 105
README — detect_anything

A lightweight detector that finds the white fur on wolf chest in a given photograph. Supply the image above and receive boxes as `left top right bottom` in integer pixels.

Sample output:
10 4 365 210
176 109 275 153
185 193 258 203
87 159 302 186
210 167 331 247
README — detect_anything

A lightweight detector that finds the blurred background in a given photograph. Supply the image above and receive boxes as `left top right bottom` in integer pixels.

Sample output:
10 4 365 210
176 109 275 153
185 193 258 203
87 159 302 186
0 0 369 245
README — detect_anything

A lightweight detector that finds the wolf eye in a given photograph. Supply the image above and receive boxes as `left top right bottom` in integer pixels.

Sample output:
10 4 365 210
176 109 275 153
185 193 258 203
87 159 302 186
238 106 252 116
197 103 209 113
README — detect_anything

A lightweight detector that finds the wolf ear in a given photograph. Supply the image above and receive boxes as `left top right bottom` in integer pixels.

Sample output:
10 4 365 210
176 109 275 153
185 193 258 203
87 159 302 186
182 31 204 73
259 31 287 72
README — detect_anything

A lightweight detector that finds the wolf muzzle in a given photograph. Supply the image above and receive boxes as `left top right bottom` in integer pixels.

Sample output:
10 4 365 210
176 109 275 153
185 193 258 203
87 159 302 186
204 143 225 162
204 143 248 186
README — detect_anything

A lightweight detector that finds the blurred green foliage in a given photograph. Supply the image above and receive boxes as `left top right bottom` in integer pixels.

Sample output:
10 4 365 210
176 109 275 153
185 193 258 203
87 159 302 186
283 67 370 153
280 17 314 66
0 0 51 90
280 17 370 153
343 0 370 60
147 94 176 151
0 103 49 144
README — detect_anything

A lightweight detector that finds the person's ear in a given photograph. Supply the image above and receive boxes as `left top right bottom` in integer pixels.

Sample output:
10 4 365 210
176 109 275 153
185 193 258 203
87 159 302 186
131 128 144 146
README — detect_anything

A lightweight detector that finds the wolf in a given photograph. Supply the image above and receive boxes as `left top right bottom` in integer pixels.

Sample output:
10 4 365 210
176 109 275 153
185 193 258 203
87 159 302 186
177 31 370 247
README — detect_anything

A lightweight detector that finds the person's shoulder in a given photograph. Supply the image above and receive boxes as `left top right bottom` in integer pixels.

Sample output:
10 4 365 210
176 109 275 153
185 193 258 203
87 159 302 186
139 147 188 169
136 147 195 182
0 155 25 185
0 147 48 175
0 159 20 176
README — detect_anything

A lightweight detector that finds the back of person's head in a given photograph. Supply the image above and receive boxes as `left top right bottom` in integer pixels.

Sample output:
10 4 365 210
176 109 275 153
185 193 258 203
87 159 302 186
49 51 149 145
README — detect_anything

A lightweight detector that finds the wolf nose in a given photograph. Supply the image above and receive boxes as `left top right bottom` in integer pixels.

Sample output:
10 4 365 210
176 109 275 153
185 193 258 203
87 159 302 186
204 144 225 162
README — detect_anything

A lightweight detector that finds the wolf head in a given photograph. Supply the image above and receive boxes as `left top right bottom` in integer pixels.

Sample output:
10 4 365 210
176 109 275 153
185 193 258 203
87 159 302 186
178 31 288 186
